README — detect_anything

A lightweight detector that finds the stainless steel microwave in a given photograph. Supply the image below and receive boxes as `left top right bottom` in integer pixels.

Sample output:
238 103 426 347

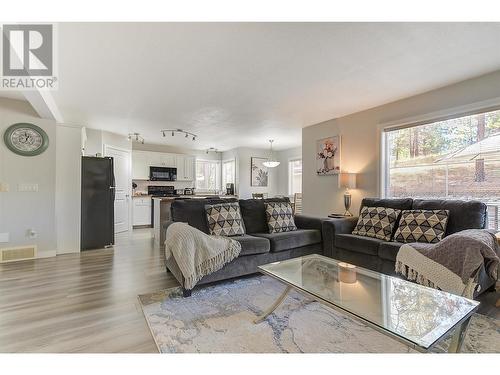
149 166 177 181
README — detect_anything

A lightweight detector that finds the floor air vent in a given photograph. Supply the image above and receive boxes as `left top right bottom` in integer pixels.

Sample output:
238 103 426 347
0 245 37 263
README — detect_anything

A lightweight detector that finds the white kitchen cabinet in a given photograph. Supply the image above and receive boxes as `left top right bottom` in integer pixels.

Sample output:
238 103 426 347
176 155 195 181
132 151 149 180
133 197 152 226
149 152 175 167
132 150 194 180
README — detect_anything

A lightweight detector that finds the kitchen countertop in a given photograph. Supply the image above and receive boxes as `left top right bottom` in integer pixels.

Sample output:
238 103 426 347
152 195 238 201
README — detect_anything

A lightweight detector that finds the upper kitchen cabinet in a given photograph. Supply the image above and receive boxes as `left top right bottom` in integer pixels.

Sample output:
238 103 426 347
132 150 149 180
149 152 176 168
176 155 195 181
132 150 194 180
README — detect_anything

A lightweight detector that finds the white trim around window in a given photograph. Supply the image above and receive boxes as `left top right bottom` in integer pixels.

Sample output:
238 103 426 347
378 96 500 197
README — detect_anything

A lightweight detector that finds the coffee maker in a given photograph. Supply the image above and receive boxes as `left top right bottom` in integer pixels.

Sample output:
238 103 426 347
226 183 235 195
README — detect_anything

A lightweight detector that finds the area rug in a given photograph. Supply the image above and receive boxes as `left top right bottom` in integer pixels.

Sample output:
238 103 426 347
138 275 500 353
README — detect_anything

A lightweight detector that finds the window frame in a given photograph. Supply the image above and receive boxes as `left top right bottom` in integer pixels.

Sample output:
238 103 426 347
195 158 222 193
288 157 302 196
379 99 500 198
377 97 500 198
222 158 236 188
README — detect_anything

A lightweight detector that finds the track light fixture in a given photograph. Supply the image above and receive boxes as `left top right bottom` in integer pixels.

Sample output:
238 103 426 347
127 133 144 144
160 129 198 141
205 147 218 154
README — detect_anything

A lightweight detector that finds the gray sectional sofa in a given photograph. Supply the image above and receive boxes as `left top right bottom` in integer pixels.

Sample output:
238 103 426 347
164 197 326 295
322 197 496 296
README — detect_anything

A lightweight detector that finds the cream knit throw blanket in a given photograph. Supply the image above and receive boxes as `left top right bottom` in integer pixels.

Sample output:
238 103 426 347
165 222 241 290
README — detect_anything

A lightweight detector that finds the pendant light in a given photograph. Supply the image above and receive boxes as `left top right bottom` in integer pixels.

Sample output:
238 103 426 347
262 140 280 168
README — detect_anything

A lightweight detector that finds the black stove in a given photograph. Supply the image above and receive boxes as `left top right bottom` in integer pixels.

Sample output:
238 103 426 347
148 185 178 197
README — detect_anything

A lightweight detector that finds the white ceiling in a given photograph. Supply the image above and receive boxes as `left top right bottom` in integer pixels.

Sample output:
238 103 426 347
40 23 500 150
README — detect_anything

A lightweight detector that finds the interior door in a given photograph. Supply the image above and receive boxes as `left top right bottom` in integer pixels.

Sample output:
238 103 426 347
104 145 131 233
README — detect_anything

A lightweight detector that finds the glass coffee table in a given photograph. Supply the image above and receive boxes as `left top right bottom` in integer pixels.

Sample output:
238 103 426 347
255 254 479 353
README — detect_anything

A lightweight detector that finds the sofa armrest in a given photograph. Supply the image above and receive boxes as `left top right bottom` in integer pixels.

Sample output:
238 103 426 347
321 217 358 258
163 220 175 231
294 214 328 231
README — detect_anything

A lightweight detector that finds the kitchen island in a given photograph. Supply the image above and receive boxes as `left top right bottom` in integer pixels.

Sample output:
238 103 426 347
152 195 238 246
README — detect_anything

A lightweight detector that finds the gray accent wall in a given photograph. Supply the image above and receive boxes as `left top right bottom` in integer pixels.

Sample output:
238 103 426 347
0 98 58 257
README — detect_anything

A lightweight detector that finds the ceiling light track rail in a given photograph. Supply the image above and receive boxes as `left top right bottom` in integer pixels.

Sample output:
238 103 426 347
161 129 198 141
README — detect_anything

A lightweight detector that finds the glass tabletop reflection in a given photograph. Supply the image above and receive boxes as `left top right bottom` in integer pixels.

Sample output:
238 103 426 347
259 254 479 350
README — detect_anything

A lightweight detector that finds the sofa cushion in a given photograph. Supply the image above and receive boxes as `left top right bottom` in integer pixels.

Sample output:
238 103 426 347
252 229 321 252
171 198 238 233
352 206 401 241
360 197 413 211
378 241 404 261
411 199 487 235
239 197 290 234
205 202 245 236
335 233 383 256
232 234 270 256
265 202 297 233
394 209 449 243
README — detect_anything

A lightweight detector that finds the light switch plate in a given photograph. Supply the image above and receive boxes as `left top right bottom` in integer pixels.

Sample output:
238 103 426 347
0 233 9 243
18 183 39 192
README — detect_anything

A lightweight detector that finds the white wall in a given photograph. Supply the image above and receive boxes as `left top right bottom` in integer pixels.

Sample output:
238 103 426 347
55 125 82 254
302 70 500 217
221 146 301 199
0 98 57 257
84 128 131 156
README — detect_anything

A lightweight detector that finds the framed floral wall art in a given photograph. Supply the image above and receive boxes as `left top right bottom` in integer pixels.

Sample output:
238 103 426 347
251 157 269 186
316 136 341 175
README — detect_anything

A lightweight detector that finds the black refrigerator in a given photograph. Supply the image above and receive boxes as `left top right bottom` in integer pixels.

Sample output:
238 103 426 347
81 156 115 250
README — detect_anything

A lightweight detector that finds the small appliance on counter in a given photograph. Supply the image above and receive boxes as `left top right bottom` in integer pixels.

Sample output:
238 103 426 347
184 187 195 195
226 183 235 196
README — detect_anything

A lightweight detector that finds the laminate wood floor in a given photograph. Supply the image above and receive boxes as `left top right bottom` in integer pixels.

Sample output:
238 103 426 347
0 229 178 353
0 228 498 353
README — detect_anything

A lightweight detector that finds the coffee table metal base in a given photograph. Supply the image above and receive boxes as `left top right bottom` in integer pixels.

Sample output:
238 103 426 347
253 285 292 324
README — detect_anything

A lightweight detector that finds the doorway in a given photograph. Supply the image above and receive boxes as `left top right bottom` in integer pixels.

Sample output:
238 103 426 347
104 145 132 233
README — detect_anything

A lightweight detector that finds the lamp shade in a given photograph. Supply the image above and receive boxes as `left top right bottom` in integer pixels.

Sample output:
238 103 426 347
339 173 357 189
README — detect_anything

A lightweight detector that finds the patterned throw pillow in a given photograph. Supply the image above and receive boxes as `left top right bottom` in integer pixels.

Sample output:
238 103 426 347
265 202 297 233
352 206 401 241
393 209 449 244
205 202 245 236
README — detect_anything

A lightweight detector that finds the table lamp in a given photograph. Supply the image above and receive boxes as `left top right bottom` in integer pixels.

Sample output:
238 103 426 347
339 172 357 216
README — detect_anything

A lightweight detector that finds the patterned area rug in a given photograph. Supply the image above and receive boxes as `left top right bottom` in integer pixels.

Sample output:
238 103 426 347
138 275 500 353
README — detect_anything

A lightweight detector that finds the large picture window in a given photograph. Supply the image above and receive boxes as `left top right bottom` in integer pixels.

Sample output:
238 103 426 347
383 108 500 230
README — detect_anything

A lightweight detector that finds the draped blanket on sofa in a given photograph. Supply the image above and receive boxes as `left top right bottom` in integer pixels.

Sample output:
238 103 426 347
395 229 499 298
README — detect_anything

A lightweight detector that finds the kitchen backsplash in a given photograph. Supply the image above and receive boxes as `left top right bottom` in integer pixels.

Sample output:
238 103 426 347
133 179 194 194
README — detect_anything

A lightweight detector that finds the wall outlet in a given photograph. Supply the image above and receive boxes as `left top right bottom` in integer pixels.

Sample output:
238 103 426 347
0 233 9 243
18 183 39 192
